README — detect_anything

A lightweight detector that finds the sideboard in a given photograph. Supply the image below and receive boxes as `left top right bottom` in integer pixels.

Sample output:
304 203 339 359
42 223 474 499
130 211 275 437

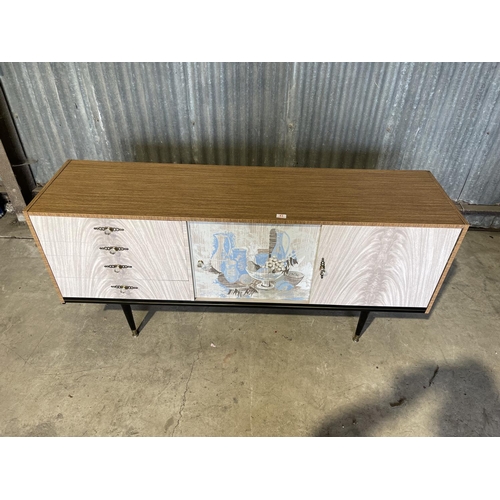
24 160 468 341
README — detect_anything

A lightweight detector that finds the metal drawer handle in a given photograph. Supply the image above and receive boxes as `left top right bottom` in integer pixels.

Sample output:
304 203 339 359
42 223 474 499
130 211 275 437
94 226 125 235
104 264 132 273
100 246 129 254
320 257 326 279
111 285 138 294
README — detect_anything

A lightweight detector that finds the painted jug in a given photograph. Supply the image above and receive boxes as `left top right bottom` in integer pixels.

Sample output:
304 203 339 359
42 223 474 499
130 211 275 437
211 232 234 273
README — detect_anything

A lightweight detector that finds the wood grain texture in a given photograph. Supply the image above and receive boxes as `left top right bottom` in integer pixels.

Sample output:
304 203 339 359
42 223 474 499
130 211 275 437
29 216 190 281
57 278 194 300
26 160 468 227
310 226 461 308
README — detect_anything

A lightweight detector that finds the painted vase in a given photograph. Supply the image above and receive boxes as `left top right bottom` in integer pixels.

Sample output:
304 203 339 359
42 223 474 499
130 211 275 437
211 232 234 273
222 259 239 283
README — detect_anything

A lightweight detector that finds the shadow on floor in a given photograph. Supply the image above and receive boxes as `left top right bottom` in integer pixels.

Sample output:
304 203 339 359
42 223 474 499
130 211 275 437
315 360 500 436
102 302 433 341
103 303 361 335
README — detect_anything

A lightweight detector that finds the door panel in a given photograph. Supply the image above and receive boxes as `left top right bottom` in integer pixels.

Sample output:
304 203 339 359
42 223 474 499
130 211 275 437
310 225 461 307
189 222 320 302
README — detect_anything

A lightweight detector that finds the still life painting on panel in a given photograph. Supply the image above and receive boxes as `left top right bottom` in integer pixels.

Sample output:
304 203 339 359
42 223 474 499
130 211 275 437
189 223 320 301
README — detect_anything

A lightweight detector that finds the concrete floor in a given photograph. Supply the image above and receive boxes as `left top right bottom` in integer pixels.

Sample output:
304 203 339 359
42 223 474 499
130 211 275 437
1 212 499 437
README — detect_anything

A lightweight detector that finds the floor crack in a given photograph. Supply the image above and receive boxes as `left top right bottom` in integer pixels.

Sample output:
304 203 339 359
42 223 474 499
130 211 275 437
0 235 34 240
172 355 199 436
172 338 202 436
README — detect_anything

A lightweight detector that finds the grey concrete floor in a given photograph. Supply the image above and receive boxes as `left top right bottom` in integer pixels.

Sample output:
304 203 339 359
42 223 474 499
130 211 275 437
1 212 499 437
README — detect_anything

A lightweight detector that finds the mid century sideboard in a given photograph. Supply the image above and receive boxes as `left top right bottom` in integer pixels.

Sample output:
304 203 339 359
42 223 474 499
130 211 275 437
24 160 468 341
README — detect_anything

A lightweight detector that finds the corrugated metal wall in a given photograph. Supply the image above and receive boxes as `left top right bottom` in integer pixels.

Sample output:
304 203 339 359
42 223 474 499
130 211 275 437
1 62 499 224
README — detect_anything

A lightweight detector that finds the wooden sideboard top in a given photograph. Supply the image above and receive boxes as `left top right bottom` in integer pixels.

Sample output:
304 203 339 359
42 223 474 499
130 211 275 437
26 160 468 227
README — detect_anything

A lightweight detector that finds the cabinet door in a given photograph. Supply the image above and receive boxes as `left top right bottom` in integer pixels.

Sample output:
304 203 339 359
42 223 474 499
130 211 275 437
189 222 320 302
310 225 461 308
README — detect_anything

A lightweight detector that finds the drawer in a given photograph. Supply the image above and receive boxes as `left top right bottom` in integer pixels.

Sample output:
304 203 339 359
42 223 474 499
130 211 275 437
43 251 183 281
30 216 133 244
56 277 194 301
31 216 190 281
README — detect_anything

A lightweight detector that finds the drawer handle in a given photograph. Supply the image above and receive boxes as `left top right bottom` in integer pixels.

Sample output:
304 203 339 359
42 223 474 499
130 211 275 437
104 264 133 273
111 285 138 294
94 226 125 235
100 246 129 254
320 257 326 279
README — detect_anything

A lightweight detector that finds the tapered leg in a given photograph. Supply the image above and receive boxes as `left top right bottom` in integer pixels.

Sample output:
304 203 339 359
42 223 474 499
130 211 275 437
353 310 370 342
121 304 139 337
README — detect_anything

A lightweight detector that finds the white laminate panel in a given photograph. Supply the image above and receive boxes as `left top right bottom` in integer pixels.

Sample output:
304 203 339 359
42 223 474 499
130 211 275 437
310 226 461 308
57 277 194 300
30 216 191 281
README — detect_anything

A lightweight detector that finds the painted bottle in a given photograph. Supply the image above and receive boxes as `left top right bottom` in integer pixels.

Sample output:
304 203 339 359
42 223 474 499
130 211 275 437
270 230 290 261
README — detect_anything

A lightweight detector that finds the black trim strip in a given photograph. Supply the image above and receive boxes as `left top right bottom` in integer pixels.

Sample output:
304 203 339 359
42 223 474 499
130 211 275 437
62 297 426 314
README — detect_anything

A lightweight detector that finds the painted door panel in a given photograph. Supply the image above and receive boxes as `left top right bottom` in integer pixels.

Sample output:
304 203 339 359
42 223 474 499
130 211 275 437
189 222 320 302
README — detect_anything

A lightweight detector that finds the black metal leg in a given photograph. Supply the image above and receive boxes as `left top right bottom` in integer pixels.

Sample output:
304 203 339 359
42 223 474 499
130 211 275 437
121 304 139 337
353 310 370 342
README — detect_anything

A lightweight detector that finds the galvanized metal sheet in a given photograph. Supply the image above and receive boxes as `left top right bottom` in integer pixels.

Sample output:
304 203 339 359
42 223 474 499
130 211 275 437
0 63 499 224
464 214 500 229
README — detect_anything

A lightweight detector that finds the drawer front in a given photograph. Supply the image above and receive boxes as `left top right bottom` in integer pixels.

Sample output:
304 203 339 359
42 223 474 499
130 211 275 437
43 251 152 281
310 225 461 308
189 222 320 302
57 278 194 300
30 216 190 281
31 216 133 244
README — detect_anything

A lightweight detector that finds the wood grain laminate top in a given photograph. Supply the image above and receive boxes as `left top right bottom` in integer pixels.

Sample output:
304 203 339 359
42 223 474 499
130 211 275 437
25 160 468 226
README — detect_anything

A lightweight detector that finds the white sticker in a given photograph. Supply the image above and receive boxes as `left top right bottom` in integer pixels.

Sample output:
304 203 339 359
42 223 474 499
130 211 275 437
276 214 287 219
